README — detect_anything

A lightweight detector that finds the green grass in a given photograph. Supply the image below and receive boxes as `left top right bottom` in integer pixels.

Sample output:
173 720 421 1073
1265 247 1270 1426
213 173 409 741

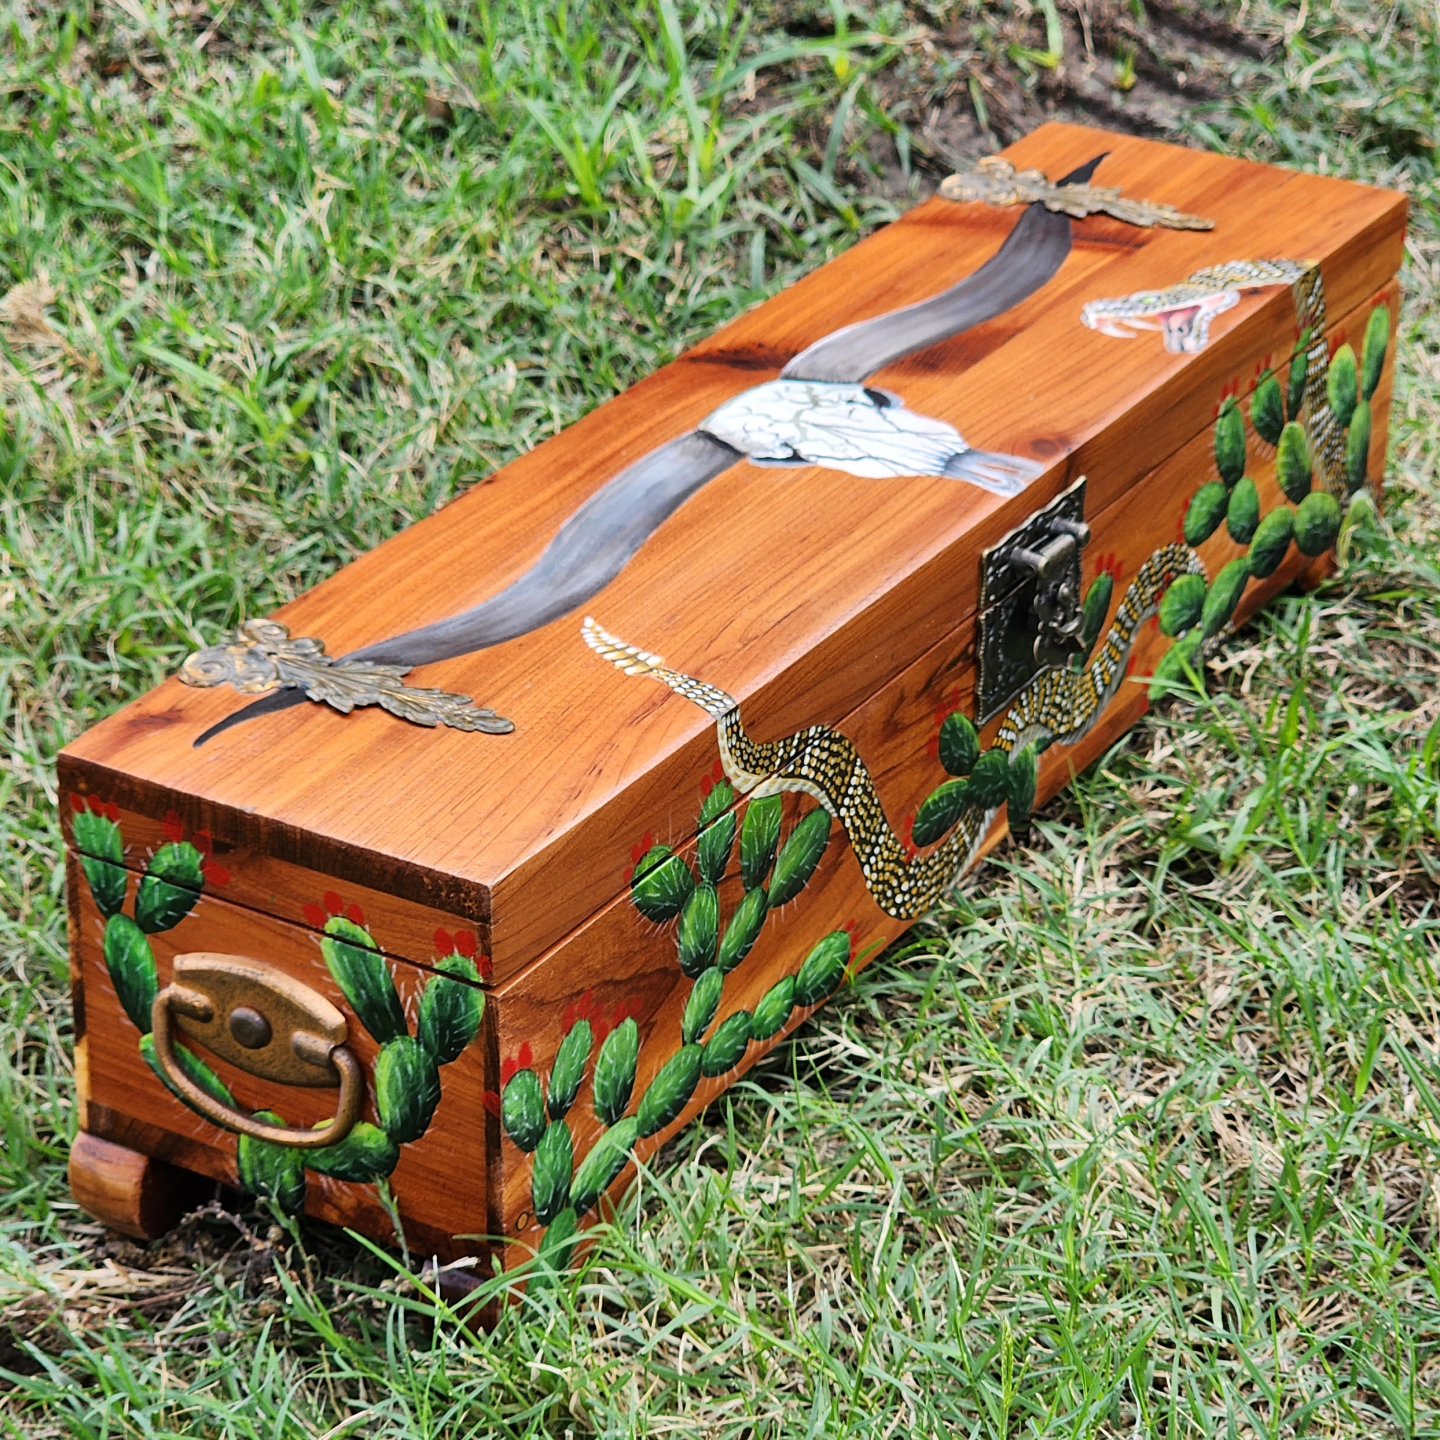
3 1 1439 1435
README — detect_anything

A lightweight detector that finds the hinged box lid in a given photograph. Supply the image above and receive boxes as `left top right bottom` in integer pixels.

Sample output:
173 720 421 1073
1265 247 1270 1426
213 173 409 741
60 123 1406 984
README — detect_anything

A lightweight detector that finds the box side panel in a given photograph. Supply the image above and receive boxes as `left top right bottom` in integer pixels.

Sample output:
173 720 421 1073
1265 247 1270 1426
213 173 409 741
61 125 1407 981
68 850 497 1266
487 279 1399 1262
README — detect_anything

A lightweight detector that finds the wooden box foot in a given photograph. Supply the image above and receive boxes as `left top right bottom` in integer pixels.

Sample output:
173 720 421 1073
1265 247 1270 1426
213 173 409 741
69 1132 203 1241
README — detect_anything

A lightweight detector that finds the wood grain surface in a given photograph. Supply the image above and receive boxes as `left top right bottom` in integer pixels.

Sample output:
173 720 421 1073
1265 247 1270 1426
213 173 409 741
59 123 1407 983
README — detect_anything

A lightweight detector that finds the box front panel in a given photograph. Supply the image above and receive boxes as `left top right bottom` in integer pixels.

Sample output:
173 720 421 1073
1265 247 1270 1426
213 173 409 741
487 278 1399 1264
68 845 495 1264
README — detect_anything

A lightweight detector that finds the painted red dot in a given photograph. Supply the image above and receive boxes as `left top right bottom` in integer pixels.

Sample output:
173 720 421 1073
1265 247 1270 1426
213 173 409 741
303 903 327 929
347 904 365 926
324 890 343 915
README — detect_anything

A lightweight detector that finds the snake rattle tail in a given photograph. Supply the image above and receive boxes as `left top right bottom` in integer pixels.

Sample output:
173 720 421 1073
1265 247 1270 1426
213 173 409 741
582 618 738 719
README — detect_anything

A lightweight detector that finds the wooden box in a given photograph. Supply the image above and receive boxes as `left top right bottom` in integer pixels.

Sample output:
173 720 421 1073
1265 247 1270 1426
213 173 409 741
59 123 1405 1284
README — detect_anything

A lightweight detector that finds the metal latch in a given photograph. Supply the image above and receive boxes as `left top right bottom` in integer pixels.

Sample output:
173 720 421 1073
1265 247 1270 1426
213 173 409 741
977 478 1092 724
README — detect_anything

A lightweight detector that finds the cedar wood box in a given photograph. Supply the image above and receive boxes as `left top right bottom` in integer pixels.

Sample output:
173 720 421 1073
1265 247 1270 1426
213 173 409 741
58 123 1406 1287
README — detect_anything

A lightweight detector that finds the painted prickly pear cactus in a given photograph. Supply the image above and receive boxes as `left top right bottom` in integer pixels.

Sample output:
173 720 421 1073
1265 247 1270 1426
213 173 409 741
72 800 483 1218
1153 300 1390 695
500 781 857 1261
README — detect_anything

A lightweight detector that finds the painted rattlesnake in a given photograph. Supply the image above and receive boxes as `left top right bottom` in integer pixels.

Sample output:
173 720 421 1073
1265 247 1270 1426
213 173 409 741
587 262 1340 919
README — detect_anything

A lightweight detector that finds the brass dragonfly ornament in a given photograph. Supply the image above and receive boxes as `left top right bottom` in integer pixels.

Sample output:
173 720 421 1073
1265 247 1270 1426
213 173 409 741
940 156 1214 231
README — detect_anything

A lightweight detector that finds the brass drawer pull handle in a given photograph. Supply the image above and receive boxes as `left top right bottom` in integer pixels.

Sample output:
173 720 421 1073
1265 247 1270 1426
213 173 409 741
149 954 365 1150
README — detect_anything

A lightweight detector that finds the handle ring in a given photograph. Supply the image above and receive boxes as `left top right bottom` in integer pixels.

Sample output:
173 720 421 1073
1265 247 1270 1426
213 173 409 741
150 987 363 1150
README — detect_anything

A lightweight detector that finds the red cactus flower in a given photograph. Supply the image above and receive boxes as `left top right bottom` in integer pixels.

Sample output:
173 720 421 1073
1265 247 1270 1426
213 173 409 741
630 829 658 867
563 988 625 1045
699 757 727 798
500 1042 535 1087
304 890 364 930
434 927 493 981
1095 552 1123 583
158 810 229 886
841 918 861 956
73 794 121 821
482 1091 501 1117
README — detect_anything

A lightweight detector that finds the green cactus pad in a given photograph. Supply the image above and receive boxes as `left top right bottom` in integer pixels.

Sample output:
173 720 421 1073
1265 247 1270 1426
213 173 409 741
965 749 1011 810
676 883 720 977
140 1032 235 1109
417 956 484 1066
1248 507 1294 579
630 846 696 924
322 917 408 1044
135 842 206 933
1149 633 1205 702
238 1116 307 1217
682 966 725 1045
911 778 970 848
1326 343 1358 428
536 1206 581 1274
1294 491 1343 557
739 795 784 890
1346 399 1372 492
1201 558 1250 639
1006 744 1039 840
636 1044 703 1138
768 808 832 907
701 1011 753 1077
717 886 768 973
531 1116 574 1225
1159 573 1207 638
750 976 796 1042
1287 337 1311 420
937 712 980 778
1184 483 1229 547
793 931 850 1009
696 811 737 886
81 854 128 920
306 1121 400 1183
1361 305 1390 399
1226 476 1260 544
72 806 123 866
501 1068 546 1152
548 1020 593 1120
1213 398 1246 486
698 780 736 827
374 1036 442 1145
1251 371 1285 446
569 1116 640 1215
592 1018 640 1125
104 913 158 1034
1078 573 1113 662
1276 421 1313 503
